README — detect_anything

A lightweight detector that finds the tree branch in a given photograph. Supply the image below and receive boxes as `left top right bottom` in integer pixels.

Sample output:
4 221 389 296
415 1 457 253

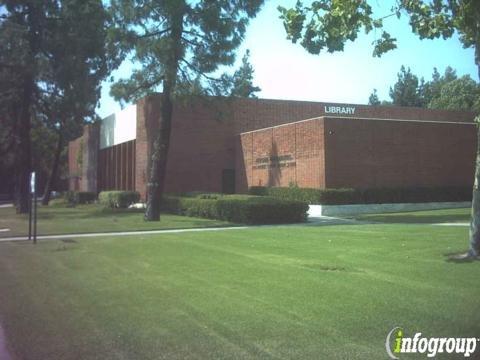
180 58 221 82
182 29 210 42
138 27 171 39
181 36 201 47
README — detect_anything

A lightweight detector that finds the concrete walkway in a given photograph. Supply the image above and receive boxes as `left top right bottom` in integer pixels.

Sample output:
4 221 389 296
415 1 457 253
432 222 469 226
0 216 362 243
0 217 470 243
0 226 251 242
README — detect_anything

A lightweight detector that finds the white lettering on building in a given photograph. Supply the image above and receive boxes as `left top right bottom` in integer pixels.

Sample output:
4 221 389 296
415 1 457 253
324 105 356 115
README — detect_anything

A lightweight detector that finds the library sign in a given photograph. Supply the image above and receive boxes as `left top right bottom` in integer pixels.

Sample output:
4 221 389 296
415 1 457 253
324 105 356 115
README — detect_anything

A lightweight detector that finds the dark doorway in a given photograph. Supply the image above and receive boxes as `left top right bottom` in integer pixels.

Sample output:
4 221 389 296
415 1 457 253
222 169 235 194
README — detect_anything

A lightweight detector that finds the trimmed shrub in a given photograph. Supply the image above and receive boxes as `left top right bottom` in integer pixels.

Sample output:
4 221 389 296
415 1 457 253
161 195 308 224
76 192 96 204
173 191 223 199
249 186 472 205
63 191 77 205
99 191 140 209
63 191 96 205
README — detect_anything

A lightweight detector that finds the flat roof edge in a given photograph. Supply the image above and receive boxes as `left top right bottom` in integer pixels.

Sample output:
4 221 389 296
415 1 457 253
238 116 476 135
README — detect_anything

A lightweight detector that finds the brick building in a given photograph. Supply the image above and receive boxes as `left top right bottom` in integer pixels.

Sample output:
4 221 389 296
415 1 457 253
68 95 477 200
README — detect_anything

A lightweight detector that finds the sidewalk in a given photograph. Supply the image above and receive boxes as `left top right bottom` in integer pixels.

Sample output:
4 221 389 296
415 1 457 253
0 225 250 242
0 216 362 243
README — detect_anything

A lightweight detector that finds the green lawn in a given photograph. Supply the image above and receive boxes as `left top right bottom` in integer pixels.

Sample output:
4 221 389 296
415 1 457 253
353 207 471 224
0 216 479 359
0 204 234 238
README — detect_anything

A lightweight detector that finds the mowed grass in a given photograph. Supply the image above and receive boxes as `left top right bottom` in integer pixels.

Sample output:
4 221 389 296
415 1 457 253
0 204 233 238
353 207 471 224
0 220 479 359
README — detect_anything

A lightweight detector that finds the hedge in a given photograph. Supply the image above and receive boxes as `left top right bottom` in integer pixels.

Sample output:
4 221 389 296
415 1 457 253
249 186 472 205
161 195 308 224
63 191 96 205
99 191 141 209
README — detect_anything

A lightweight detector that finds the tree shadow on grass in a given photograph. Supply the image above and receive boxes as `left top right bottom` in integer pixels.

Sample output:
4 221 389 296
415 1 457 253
444 251 480 264
76 208 144 219
358 214 469 224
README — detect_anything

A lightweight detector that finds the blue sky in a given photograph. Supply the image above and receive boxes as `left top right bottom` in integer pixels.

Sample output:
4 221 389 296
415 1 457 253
97 0 478 118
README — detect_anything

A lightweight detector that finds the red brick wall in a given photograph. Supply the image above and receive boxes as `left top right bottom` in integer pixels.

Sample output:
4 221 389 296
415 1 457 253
323 117 477 189
236 119 325 192
71 95 476 198
135 96 235 199
238 116 476 191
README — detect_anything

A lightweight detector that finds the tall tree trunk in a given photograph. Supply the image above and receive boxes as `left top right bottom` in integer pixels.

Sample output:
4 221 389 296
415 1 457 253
14 73 33 214
42 130 63 206
468 48 480 256
144 10 184 221
469 127 480 256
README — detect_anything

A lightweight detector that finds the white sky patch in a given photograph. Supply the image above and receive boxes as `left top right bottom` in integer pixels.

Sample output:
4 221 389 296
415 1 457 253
100 104 137 149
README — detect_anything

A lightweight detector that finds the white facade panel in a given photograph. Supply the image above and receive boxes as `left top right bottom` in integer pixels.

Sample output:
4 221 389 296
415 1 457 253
100 104 137 149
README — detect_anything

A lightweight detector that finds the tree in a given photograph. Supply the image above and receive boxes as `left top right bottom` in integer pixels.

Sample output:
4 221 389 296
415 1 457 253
109 1 264 221
422 66 458 105
279 0 480 258
0 1 51 213
369 65 478 110
230 50 261 98
1 1 112 209
38 0 111 205
429 75 480 112
368 89 381 105
389 66 424 107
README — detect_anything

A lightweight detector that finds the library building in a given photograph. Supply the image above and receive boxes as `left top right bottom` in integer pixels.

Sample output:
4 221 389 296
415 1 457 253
68 95 477 200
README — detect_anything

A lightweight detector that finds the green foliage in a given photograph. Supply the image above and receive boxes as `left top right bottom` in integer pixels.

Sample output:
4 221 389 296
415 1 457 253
108 1 264 103
278 0 396 56
389 66 424 107
77 192 97 204
368 89 381 105
64 191 97 205
249 186 472 205
422 66 458 105
230 50 261 98
428 75 480 112
1 0 113 132
370 65 480 111
278 0 480 78
179 192 223 199
1 0 113 210
372 32 397 58
162 195 308 224
30 118 57 183
99 191 140 209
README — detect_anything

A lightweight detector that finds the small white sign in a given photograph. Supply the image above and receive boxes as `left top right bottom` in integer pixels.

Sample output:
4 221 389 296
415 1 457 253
30 172 35 194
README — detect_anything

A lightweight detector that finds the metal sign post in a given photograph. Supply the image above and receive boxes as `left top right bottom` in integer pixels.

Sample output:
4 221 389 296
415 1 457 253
29 172 37 244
